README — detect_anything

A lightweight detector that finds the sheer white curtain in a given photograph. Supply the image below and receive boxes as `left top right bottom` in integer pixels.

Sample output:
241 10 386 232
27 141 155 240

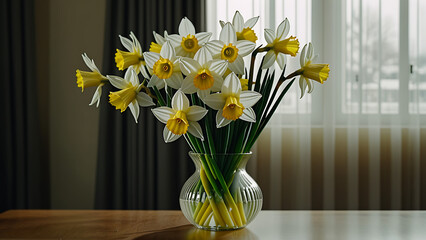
207 0 426 210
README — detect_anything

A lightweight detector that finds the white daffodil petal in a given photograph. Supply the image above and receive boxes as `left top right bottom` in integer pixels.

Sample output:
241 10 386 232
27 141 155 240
89 84 103 107
188 121 204 140
166 72 183 89
220 23 236 44
307 42 314 60
179 57 200 76
195 32 212 44
172 90 190 110
307 78 314 93
107 75 128 89
160 42 175 59
119 35 133 52
143 52 160 69
175 46 186 57
163 126 181 143
130 64 142 75
153 31 166 45
126 68 139 86
240 107 256 122
236 40 256 57
262 51 276 69
208 59 228 76
264 28 275 44
147 75 164 89
300 44 307 66
82 53 96 72
90 59 101 73
186 106 208 122
128 100 140 123
137 92 155 107
211 73 223 91
130 32 142 54
179 17 196 36
203 93 225 110
276 18 290 40
221 73 241 96
299 76 308 98
205 40 225 55
239 91 262 108
228 55 245 75
173 59 181 71
197 89 211 100
276 52 286 70
181 74 198 94
194 47 213 66
219 20 226 28
166 34 182 47
152 107 174 124
140 65 150 79
216 109 232 128
244 16 259 29
232 11 244 32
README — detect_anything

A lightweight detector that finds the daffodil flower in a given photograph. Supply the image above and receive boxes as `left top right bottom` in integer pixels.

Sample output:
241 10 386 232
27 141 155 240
220 11 259 43
76 53 107 107
115 32 150 79
298 43 330 98
107 69 155 123
203 73 261 128
143 41 182 90
166 17 212 58
149 31 168 53
262 18 300 69
151 90 208 143
205 23 256 75
179 47 228 99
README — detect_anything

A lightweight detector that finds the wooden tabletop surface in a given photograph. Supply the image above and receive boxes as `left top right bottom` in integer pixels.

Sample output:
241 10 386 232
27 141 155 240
0 210 425 239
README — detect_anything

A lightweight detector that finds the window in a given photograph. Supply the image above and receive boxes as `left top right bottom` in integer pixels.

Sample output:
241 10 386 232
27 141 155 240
343 0 426 117
206 0 426 126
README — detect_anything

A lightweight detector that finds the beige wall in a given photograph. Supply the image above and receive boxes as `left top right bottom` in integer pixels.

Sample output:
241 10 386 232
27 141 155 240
42 0 106 209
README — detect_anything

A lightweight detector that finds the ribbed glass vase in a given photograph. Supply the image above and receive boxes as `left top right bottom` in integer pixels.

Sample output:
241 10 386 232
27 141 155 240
180 152 263 231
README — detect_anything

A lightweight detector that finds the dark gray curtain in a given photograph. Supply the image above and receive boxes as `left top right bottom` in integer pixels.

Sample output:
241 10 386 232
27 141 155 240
95 0 206 210
0 0 49 212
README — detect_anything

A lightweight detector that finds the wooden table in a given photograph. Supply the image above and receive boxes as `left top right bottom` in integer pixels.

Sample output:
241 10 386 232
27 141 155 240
0 210 425 239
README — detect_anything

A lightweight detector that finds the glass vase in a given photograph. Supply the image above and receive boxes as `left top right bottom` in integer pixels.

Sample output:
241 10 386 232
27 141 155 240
180 152 263 231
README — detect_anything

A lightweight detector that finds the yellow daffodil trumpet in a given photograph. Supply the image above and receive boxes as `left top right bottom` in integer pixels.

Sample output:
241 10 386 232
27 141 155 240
76 70 105 92
301 63 330 84
273 36 299 57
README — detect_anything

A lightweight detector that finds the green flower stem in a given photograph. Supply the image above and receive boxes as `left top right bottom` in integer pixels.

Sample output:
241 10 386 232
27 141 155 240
166 86 171 107
200 168 227 226
261 67 287 118
203 117 245 226
248 46 270 90
153 86 166 107
224 124 231 154
254 58 264 92
248 46 260 90
245 79 296 151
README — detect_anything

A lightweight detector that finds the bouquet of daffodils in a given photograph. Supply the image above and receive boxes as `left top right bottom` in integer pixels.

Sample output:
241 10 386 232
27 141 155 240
76 11 329 228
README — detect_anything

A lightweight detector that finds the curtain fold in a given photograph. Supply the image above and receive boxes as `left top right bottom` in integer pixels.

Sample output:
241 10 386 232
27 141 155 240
95 0 206 210
0 0 49 212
